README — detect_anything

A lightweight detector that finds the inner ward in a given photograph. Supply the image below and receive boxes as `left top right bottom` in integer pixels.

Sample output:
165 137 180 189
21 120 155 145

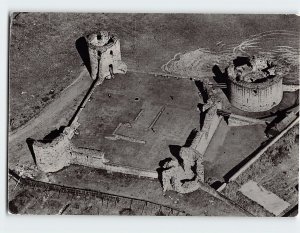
71 72 201 171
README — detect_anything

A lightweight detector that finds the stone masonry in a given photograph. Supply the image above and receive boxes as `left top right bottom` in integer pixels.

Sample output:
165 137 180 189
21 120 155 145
226 56 284 112
86 31 127 84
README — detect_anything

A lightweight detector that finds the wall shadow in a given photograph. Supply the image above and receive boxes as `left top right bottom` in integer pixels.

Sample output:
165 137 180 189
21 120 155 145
76 36 91 75
168 145 183 166
156 144 185 187
156 157 173 187
183 129 198 147
195 80 208 103
210 180 223 190
41 126 66 143
199 107 207 130
264 110 287 136
233 56 251 67
194 81 209 130
283 204 298 217
222 138 271 182
26 138 36 165
212 64 229 98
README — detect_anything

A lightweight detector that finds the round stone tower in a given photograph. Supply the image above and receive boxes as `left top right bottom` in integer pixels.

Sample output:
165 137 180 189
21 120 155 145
86 31 127 84
226 56 284 112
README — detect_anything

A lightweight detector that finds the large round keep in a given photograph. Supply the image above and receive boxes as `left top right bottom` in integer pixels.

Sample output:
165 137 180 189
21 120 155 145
228 77 283 112
226 56 284 112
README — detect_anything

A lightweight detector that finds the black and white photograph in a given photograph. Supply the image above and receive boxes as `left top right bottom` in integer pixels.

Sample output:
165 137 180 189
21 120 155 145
7 12 299 218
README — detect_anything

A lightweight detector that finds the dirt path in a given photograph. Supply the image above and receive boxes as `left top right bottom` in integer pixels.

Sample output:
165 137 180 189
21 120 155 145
8 69 92 168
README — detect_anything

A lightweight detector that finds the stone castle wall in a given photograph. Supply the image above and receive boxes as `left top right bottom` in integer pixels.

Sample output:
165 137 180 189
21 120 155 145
228 77 283 112
191 102 222 155
31 31 129 174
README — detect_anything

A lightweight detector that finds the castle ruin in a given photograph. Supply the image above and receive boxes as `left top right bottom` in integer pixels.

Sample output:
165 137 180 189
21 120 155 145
30 31 127 173
86 31 127 83
226 56 283 112
27 34 299 201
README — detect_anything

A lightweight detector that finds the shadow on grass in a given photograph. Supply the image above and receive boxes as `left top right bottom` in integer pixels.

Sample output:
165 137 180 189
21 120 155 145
26 138 36 165
76 36 91 75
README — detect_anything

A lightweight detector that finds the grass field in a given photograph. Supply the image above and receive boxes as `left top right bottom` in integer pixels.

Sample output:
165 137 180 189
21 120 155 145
9 13 299 131
222 125 299 216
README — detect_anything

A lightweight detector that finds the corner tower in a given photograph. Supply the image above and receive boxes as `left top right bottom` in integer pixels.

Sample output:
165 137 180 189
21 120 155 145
86 31 127 84
226 56 283 112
